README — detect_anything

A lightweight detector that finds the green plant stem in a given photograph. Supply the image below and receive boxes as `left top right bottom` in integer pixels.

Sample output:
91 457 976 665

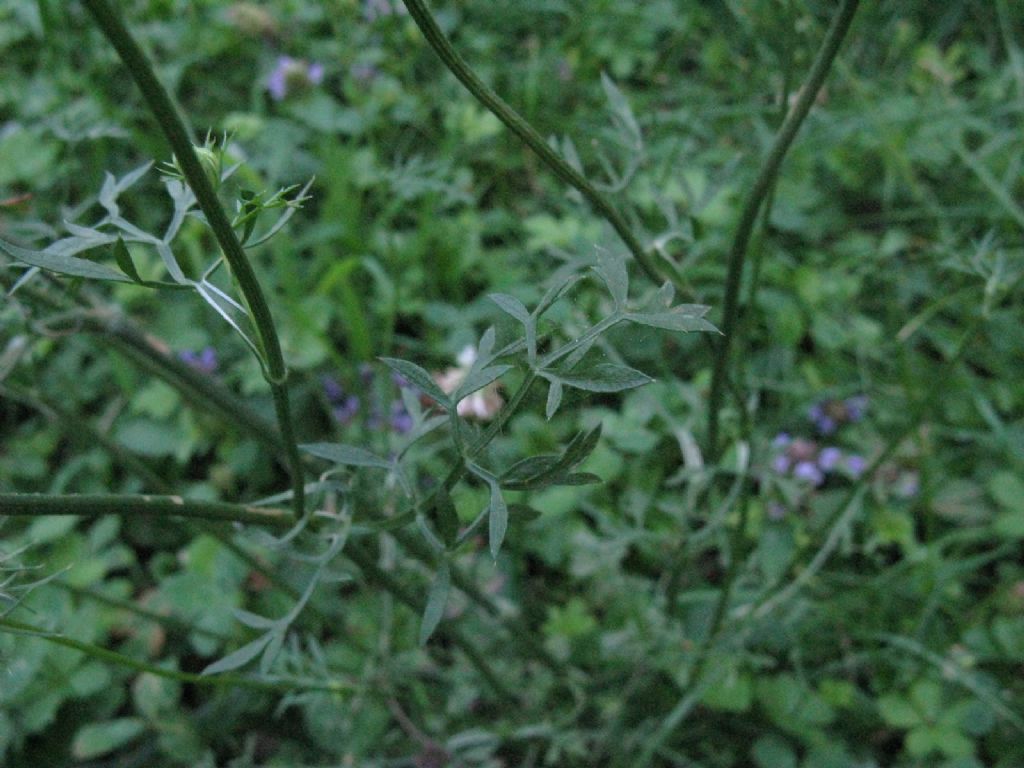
94 313 286 456
81 0 305 519
0 616 354 696
393 370 565 674
0 493 292 529
706 0 860 459
346 545 519 704
391 529 562 672
53 579 230 642
399 0 683 289
0 379 328 623
18 279 285 456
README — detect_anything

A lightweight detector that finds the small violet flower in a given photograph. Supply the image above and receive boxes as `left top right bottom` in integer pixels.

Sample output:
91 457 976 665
817 446 843 471
793 461 825 487
772 432 792 449
845 395 869 422
267 56 324 101
321 374 345 403
808 394 869 434
322 375 361 425
895 472 920 498
332 396 361 425
845 454 868 477
389 400 414 434
179 347 218 374
808 403 837 435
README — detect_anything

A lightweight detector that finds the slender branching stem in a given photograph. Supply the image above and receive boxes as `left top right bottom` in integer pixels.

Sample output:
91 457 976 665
54 580 231 642
346 546 519 703
94 314 286 456
0 616 354 696
399 0 684 289
0 493 293 529
81 0 305 518
391 528 563 672
706 0 861 459
647 274 1024 757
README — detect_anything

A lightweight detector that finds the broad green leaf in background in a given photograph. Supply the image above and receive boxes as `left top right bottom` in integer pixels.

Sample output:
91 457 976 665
72 718 146 760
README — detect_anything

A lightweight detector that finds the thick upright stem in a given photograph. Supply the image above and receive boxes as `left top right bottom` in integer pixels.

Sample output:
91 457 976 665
0 616 354 696
0 493 292 529
400 0 684 289
705 0 860 459
81 0 305 518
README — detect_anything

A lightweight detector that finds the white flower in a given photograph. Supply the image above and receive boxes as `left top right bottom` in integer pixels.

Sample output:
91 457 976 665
433 346 503 421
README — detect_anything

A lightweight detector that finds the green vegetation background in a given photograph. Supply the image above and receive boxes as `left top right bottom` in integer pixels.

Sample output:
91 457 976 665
0 1 1022 766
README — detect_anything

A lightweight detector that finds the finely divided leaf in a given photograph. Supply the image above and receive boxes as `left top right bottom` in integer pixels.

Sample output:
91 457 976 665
380 357 451 408
601 72 641 138
1 237 133 283
300 442 392 468
454 364 511 402
593 246 629 308
558 363 653 392
626 309 719 334
433 485 459 548
202 633 273 675
232 608 279 630
535 272 584 318
477 325 496 360
561 423 603 468
546 378 564 420
488 483 508 559
113 237 143 283
500 424 603 491
419 561 451 645
489 293 531 323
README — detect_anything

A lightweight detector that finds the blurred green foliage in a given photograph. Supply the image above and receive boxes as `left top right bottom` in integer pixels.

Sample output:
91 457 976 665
1 0 1023 766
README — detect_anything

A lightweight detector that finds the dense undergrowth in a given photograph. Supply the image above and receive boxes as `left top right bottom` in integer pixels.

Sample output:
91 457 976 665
0 1 1023 766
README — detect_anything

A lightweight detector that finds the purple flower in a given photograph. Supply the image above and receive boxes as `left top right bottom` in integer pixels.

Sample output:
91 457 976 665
179 346 218 374
358 363 376 386
391 371 411 389
895 472 919 498
389 400 413 434
321 374 345 403
772 454 792 474
793 461 825 487
808 402 838 435
845 395 868 422
331 395 361 425
767 502 788 521
772 432 792 449
845 454 868 477
817 446 843 471
267 56 324 101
